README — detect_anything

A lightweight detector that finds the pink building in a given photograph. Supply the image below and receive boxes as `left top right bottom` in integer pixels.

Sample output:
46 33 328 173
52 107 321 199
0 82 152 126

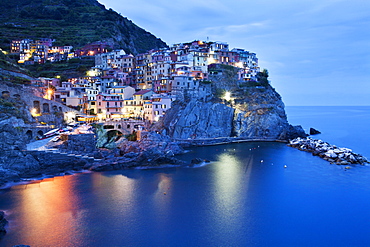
96 93 124 118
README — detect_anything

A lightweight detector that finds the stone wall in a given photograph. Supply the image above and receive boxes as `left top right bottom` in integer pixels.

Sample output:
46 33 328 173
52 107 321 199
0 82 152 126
0 82 77 126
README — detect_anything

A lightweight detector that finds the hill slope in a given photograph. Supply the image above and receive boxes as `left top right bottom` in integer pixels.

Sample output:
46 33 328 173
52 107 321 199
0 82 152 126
0 0 167 54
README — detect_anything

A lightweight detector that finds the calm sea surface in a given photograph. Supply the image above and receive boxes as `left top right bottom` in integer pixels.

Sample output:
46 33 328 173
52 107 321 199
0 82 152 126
1 106 370 247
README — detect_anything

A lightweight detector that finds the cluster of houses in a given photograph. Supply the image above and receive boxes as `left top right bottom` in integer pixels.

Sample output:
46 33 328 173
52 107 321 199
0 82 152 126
30 40 260 123
11 39 112 64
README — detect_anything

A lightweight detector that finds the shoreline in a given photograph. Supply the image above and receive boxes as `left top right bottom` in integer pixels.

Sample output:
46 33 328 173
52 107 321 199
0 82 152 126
0 138 288 189
175 137 288 147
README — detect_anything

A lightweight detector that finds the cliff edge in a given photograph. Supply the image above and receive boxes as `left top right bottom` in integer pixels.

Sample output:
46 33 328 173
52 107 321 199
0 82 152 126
157 65 305 141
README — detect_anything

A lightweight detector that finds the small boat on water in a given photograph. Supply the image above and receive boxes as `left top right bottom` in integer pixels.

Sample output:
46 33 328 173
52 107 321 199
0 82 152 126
41 128 60 139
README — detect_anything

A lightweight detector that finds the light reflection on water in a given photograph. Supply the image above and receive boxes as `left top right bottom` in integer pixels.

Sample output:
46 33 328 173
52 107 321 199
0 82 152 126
5 176 86 246
1 106 370 246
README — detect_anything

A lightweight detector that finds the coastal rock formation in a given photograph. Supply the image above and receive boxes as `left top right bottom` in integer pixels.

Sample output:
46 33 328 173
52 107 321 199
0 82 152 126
288 137 369 165
90 131 186 171
160 65 306 141
0 211 7 238
163 100 234 139
0 114 92 186
309 128 321 135
0 116 39 183
59 133 97 153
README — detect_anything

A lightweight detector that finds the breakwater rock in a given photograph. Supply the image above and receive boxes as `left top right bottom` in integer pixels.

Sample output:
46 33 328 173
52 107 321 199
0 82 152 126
288 137 369 165
0 211 8 238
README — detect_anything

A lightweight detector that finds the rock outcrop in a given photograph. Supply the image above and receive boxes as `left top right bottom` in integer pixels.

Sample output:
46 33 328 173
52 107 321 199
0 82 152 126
159 65 306 141
0 116 39 184
0 211 7 238
163 100 234 139
90 131 186 171
0 115 92 187
310 128 321 135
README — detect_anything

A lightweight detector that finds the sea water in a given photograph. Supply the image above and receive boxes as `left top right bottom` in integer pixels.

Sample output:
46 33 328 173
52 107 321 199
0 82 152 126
0 106 370 247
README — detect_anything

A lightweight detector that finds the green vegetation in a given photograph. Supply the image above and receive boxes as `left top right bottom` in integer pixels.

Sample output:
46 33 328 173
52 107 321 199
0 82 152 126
26 57 95 78
11 76 31 85
218 64 236 71
0 0 167 54
0 50 27 72
215 88 226 99
125 131 137 141
0 97 23 118
257 69 269 85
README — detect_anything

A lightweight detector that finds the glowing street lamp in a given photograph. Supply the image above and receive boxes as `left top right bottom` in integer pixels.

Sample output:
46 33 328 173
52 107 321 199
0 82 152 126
224 91 231 101
31 108 37 116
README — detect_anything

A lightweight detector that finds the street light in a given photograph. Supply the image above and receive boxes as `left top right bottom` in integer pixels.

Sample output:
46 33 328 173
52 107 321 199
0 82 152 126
224 91 231 101
31 108 37 116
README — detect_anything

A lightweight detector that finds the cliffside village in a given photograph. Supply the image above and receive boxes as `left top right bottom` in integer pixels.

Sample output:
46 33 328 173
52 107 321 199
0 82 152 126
11 39 260 125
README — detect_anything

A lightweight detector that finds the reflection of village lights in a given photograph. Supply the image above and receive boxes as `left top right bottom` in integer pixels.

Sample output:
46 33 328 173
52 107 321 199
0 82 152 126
224 91 231 101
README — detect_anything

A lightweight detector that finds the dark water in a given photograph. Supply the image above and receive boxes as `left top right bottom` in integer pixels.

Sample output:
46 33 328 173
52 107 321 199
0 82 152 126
1 106 370 247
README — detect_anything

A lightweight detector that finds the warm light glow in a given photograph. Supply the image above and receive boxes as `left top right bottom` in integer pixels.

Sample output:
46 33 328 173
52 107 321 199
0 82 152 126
44 88 54 100
235 62 244 68
208 58 216 64
31 108 37 116
87 70 98 77
224 91 231 101
17 175 81 246
154 116 160 122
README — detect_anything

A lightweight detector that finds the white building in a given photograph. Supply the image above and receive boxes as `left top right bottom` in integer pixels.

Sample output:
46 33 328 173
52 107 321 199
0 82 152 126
144 94 176 122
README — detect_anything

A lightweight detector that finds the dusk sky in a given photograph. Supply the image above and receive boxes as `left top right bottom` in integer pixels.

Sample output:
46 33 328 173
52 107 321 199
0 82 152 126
99 0 369 106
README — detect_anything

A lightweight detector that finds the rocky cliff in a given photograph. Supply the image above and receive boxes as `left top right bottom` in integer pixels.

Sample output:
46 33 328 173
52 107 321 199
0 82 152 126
0 211 7 238
0 116 92 187
160 65 305 141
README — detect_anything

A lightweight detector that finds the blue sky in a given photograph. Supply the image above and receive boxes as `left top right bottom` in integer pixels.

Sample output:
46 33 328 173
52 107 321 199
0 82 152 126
99 0 369 106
